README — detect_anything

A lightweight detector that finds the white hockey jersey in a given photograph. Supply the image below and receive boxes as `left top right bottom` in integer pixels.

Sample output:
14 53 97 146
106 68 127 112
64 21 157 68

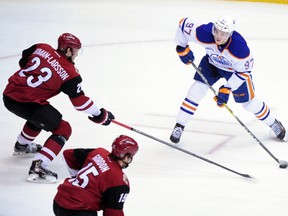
175 17 254 74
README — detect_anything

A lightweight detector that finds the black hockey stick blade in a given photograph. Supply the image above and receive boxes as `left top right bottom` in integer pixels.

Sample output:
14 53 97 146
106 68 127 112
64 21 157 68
112 120 254 179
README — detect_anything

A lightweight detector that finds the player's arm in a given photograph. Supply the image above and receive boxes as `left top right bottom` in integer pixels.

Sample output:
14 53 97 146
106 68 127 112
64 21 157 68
63 148 94 177
215 55 253 107
175 18 198 64
19 44 37 68
61 77 114 125
61 76 101 115
215 69 252 107
226 46 254 91
102 185 129 216
175 17 198 46
225 70 252 91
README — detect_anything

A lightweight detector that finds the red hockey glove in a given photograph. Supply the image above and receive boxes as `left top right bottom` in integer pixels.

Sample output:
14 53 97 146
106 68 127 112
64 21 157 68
88 108 115 126
214 85 231 107
176 45 195 64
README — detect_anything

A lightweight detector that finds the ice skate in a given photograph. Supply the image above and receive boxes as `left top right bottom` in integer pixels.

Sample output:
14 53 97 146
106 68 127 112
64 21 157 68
170 124 185 143
27 160 58 183
270 119 287 142
13 141 42 156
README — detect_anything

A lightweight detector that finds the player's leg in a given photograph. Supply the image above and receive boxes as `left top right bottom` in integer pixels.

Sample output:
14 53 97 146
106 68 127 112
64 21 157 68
170 81 209 143
27 105 72 183
242 97 286 140
14 122 42 155
233 76 286 141
16 103 64 155
170 55 220 143
3 95 43 154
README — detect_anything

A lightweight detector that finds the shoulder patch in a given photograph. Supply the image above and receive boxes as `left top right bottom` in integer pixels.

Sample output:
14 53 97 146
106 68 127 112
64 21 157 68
228 32 250 59
103 185 130 210
196 22 215 44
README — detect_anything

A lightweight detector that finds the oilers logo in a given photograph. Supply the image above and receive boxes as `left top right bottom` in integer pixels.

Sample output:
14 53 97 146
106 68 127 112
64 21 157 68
210 54 232 66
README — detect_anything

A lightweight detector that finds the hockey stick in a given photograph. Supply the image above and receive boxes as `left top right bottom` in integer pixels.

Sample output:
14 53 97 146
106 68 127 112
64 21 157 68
112 119 253 179
190 61 288 168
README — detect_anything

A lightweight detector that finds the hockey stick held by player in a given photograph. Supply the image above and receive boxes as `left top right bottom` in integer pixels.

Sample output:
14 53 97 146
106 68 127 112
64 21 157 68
191 61 288 167
176 45 195 64
214 85 232 107
53 135 139 216
3 33 115 183
112 120 253 178
88 108 115 125
170 15 286 144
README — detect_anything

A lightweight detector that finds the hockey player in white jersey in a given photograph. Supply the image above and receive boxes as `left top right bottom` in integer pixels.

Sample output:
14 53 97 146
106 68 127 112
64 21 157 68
170 15 286 143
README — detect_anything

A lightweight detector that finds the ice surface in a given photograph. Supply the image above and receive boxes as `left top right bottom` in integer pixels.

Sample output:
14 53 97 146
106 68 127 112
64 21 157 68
0 0 288 215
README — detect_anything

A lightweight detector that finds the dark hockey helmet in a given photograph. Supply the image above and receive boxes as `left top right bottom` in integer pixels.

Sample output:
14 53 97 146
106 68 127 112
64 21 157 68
57 33 82 52
111 135 139 159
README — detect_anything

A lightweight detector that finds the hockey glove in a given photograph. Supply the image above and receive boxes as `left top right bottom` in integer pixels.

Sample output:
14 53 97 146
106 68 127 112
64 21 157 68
88 108 115 126
214 85 231 107
176 45 195 64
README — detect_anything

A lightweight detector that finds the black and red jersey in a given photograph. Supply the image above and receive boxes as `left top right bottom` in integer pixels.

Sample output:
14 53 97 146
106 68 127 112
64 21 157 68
3 43 97 114
54 148 129 216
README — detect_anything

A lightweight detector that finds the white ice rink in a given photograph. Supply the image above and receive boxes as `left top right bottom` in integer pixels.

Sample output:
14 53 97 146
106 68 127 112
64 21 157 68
0 0 288 215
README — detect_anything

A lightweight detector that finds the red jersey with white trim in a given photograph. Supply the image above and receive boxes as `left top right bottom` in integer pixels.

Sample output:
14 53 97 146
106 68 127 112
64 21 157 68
3 43 100 115
54 148 129 216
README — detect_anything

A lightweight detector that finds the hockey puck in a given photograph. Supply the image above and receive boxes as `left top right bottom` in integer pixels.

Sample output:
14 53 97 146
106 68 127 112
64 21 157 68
279 163 288 169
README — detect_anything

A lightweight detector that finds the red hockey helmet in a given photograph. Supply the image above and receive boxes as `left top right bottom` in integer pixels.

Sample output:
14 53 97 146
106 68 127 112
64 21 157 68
111 135 139 159
57 33 82 52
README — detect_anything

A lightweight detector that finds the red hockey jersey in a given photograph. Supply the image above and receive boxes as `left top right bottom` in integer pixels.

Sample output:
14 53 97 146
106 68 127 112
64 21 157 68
54 148 130 216
3 43 98 115
4 43 82 104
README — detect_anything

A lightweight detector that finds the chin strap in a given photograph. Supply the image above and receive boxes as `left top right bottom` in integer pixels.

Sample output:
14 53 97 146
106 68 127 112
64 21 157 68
121 161 129 169
120 156 133 169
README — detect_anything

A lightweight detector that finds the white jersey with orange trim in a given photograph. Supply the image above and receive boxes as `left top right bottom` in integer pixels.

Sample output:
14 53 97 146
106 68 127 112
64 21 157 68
175 17 254 74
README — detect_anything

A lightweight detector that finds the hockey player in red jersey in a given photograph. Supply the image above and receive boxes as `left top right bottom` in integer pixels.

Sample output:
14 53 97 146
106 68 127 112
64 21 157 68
170 15 286 143
53 135 139 216
2 33 115 183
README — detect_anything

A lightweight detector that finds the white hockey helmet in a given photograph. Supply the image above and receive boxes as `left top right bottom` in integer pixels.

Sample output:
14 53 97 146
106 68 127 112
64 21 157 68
213 15 235 37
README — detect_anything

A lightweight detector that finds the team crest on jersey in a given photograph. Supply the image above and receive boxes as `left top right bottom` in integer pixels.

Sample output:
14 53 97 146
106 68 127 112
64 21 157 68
123 173 129 185
210 54 232 66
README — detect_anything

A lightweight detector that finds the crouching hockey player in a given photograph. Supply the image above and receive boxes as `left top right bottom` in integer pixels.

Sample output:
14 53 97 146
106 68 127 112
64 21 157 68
3 33 114 183
170 15 286 143
53 135 139 216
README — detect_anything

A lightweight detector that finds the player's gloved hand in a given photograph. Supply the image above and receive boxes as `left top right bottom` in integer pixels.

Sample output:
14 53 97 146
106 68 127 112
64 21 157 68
88 108 115 126
214 85 231 107
176 45 195 64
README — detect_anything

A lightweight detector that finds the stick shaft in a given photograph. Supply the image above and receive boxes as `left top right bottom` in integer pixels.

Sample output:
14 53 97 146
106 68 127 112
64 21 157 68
112 120 253 179
191 62 280 164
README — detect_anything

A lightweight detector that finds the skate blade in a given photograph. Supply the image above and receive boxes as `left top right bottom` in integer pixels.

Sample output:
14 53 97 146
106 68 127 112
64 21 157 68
27 173 57 184
282 133 288 142
269 130 288 142
13 152 37 156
